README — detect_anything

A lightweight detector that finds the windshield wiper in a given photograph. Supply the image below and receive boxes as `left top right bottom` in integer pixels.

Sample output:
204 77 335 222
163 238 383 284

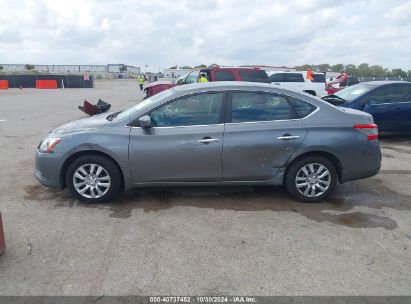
106 111 122 121
322 94 345 102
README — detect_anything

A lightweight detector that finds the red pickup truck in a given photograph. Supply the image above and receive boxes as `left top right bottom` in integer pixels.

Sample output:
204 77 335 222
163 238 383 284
144 67 270 98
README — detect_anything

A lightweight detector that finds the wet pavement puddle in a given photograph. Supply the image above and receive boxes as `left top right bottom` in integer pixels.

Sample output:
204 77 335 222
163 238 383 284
23 174 409 230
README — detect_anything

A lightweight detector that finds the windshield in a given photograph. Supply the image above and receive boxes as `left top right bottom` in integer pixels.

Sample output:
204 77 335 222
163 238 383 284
334 84 373 102
114 89 175 121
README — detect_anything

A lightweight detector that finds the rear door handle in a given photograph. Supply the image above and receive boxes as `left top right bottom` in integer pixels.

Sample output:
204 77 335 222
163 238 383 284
197 138 220 144
277 135 300 141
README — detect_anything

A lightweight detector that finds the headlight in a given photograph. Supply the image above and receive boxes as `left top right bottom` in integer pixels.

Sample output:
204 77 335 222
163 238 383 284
38 137 61 153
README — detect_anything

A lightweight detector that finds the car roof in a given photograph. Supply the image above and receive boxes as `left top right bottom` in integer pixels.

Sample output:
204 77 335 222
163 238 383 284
359 80 409 86
203 67 264 72
268 71 323 75
172 81 275 92
170 81 325 105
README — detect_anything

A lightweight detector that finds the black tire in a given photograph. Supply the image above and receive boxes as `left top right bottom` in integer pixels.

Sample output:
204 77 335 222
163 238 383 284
285 155 337 203
66 155 121 203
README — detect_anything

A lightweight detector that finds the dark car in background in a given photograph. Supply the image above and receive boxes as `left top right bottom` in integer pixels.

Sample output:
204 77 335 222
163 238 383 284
322 81 411 133
144 67 270 98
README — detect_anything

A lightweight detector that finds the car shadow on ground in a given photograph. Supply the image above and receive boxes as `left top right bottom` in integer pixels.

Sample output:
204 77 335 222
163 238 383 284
24 173 411 230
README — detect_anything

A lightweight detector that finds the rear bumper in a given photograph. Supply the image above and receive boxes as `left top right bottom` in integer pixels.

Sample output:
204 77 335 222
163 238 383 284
339 140 381 183
35 150 65 188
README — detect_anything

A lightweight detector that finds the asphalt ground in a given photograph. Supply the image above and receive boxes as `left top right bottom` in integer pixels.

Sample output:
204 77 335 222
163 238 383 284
0 79 410 295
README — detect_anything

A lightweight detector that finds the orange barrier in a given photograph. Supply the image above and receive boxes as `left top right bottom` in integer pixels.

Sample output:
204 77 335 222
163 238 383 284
0 213 5 256
36 80 58 89
0 80 8 90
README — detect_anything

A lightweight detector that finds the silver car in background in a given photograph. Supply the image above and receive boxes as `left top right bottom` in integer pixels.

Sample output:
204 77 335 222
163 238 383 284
35 82 381 203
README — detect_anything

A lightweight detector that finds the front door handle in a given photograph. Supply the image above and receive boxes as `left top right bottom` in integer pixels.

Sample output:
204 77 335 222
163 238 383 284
277 135 300 141
197 138 220 144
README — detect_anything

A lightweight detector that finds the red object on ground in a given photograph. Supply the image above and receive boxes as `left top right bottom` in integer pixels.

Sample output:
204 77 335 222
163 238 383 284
36 80 58 89
0 213 5 256
0 80 8 89
81 100 100 116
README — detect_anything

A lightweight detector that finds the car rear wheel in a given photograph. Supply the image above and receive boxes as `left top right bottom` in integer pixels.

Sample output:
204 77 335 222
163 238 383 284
285 156 337 203
66 155 121 203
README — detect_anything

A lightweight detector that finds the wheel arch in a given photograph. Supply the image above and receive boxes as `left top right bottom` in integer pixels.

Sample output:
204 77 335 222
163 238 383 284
303 90 316 96
60 150 125 192
284 150 343 184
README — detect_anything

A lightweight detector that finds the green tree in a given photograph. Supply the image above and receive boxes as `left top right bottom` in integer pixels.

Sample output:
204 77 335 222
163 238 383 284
295 64 314 71
179 66 192 69
331 64 344 73
208 63 219 68
391 68 407 78
25 64 35 71
194 64 207 69
316 64 331 72
369 65 385 77
0 65 3 71
119 65 127 73
344 64 357 76
356 63 371 76
169 65 177 69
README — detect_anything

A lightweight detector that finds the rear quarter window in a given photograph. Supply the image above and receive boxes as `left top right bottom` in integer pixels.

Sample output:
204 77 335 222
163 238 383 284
215 71 235 81
239 70 270 83
289 97 317 118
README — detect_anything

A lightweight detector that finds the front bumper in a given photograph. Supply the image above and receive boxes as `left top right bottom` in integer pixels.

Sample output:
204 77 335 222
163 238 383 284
35 150 65 188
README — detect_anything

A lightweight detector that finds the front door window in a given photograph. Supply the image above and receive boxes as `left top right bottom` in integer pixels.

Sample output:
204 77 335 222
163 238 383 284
150 93 223 127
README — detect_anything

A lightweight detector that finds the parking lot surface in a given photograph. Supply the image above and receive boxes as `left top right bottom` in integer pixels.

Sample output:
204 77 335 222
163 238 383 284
0 80 410 295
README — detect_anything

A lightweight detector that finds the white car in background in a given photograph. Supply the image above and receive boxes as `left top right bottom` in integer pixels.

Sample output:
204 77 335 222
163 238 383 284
268 71 328 97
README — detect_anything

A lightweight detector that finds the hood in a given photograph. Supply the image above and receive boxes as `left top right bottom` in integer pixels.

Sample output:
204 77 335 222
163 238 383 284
52 113 109 136
145 80 175 89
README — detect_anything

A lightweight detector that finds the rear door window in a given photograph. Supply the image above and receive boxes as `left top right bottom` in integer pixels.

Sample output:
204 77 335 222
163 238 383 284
215 71 235 81
369 85 406 105
284 73 304 82
239 70 270 83
230 92 291 122
269 73 285 82
312 74 326 83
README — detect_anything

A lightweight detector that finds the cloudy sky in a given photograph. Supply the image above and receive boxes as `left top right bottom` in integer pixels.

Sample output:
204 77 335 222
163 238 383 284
0 0 410 71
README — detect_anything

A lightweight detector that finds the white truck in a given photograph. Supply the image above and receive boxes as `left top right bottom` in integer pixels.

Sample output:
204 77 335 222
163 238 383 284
267 71 328 97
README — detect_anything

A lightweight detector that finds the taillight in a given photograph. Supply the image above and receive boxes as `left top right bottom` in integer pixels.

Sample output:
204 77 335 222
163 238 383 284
353 123 378 140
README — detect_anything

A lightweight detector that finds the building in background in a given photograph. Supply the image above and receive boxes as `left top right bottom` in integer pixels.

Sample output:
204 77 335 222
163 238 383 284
0 64 141 76
162 67 191 79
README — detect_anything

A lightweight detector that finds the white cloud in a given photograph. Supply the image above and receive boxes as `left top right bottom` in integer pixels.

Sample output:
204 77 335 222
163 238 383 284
0 0 410 70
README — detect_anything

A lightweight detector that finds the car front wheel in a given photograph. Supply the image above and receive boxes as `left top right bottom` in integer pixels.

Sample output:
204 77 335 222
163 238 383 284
66 155 121 203
285 156 337 203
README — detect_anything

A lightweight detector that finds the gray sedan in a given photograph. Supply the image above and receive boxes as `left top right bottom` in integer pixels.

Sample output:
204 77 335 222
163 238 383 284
35 82 381 203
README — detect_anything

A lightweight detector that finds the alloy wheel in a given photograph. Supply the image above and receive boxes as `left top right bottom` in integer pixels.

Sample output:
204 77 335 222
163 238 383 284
295 163 331 198
72 163 111 199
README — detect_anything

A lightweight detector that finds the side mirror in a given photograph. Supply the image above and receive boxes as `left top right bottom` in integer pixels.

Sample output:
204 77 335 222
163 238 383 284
138 115 152 128
176 79 184 85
